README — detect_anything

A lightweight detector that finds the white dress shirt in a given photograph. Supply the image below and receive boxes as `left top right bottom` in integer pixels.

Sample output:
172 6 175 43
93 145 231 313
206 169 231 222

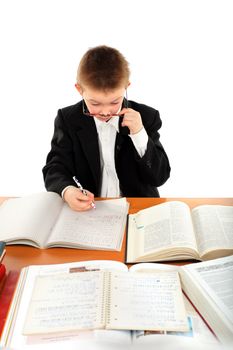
62 117 148 198
94 116 148 197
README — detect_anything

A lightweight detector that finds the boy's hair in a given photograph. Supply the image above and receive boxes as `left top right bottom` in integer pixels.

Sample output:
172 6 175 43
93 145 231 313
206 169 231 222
77 45 130 91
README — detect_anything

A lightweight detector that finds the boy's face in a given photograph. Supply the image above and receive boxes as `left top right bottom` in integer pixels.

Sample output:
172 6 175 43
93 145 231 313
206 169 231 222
76 84 126 122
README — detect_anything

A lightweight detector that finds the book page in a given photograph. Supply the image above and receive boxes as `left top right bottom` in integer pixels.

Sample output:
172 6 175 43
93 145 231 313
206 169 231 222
47 198 128 250
183 255 233 325
107 270 188 331
127 201 198 261
0 192 63 247
192 205 233 256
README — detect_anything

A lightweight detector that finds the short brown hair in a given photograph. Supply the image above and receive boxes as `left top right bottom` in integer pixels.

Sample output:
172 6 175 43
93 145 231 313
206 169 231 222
77 45 130 91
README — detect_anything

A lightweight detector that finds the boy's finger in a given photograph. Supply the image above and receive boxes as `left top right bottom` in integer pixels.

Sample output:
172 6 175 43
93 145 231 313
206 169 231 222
119 108 128 115
76 190 92 201
72 199 93 211
85 190 95 199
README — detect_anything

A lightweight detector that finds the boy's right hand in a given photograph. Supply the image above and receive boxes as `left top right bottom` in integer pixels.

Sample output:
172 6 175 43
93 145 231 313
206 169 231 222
63 186 95 211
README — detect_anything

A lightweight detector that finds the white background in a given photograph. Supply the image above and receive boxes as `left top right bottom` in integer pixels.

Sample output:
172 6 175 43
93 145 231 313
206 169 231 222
0 0 232 197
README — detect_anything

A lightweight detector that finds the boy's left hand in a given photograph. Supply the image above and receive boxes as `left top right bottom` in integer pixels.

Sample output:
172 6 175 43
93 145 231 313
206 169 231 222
120 108 143 135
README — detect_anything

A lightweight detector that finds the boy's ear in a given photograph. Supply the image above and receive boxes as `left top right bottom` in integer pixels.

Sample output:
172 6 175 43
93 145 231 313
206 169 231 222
75 83 83 95
127 81 131 88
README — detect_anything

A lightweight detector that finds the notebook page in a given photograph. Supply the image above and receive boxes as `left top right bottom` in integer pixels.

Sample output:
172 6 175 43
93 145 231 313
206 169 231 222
23 271 105 335
0 192 63 246
107 271 188 331
47 199 128 250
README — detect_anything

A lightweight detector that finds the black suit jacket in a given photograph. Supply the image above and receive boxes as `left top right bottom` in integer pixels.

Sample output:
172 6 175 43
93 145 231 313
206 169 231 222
42 100 171 197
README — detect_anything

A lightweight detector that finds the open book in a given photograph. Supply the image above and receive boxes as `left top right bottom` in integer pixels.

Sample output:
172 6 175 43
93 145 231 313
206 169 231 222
1 260 220 349
126 201 233 263
0 192 129 251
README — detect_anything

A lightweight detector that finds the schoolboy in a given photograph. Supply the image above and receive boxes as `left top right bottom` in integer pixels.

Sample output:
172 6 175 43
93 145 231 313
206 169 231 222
42 45 171 211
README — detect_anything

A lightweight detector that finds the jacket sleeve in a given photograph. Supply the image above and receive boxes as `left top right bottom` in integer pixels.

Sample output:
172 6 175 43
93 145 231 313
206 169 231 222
42 109 76 195
134 108 171 187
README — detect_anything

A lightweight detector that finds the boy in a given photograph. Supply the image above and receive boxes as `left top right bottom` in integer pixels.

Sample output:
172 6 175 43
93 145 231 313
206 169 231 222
42 45 171 211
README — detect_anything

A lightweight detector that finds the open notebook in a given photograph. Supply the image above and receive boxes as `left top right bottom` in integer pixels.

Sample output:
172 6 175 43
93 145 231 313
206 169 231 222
0 192 129 251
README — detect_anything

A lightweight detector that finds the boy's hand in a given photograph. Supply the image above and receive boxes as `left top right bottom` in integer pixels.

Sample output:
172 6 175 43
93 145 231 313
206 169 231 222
120 108 143 134
63 186 95 211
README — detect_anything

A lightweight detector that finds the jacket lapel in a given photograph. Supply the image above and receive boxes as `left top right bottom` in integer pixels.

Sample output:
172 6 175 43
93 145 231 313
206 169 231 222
115 116 129 159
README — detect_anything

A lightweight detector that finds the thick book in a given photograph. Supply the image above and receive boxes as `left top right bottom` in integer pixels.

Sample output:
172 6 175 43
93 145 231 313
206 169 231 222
179 255 233 345
126 200 233 263
0 192 129 251
0 260 220 349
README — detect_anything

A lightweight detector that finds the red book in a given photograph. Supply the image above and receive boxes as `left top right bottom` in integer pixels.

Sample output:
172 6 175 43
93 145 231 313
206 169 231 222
0 270 20 337
0 264 6 281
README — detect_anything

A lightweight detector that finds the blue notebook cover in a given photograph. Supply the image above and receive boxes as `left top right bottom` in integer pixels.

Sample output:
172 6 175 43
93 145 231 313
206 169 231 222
0 241 6 262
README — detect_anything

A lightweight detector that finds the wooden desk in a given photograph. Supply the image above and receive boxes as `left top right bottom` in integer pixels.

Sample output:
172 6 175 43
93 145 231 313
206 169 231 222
1 197 233 272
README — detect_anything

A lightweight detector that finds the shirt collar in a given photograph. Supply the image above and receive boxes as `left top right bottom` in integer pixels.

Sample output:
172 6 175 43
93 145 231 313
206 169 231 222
94 115 119 132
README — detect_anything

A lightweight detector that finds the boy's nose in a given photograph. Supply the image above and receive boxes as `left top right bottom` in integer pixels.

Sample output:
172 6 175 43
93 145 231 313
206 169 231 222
100 109 111 116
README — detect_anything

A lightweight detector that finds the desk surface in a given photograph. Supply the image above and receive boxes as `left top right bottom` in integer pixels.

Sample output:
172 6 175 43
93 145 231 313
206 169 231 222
1 197 233 272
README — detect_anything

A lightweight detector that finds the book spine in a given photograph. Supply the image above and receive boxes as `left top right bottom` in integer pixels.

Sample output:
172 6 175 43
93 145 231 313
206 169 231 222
105 271 112 327
100 271 111 327
0 264 6 282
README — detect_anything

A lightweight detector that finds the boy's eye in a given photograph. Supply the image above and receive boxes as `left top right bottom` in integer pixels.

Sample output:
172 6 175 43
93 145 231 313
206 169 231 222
91 103 100 106
111 102 120 105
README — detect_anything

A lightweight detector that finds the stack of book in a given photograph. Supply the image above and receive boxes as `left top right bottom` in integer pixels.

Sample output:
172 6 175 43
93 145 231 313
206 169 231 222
1 256 232 348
